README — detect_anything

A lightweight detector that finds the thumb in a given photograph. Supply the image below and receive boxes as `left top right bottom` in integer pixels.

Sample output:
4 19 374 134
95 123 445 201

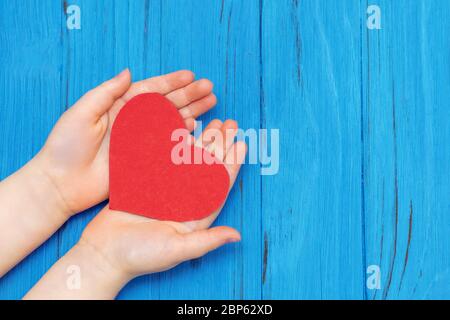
177 226 241 262
73 69 131 120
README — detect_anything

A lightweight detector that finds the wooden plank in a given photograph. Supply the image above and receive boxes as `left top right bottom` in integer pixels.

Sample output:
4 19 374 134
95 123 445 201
114 0 162 300
0 0 65 299
362 0 450 299
56 0 120 299
260 0 365 299
54 0 161 300
146 0 262 299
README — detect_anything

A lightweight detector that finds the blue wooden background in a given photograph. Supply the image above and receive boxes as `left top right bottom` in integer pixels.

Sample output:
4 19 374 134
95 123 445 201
0 0 449 299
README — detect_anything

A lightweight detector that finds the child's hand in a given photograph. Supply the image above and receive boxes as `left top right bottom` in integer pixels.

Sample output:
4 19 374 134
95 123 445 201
24 120 246 300
35 69 217 215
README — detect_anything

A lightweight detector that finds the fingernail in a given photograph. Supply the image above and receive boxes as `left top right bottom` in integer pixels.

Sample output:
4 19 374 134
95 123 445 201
115 68 129 79
227 237 241 243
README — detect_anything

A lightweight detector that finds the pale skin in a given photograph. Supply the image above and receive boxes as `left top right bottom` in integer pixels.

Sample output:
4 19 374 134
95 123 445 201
0 69 247 299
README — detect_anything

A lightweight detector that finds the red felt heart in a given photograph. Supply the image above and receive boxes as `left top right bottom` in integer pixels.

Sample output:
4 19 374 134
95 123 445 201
109 93 230 222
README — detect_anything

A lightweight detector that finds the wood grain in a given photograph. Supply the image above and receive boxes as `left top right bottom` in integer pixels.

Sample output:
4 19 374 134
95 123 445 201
361 0 450 299
261 0 364 299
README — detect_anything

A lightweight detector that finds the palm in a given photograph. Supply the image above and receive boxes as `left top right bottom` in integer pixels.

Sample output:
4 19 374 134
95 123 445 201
82 188 240 277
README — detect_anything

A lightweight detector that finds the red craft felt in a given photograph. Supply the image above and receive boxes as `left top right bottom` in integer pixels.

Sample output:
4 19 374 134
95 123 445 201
109 93 230 222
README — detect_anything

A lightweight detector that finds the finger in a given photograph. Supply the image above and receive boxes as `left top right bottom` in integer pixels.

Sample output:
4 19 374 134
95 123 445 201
123 70 195 99
216 120 238 161
73 69 131 120
184 118 197 132
195 119 223 149
176 227 241 261
165 79 213 109
190 141 247 230
179 93 217 120
224 141 247 187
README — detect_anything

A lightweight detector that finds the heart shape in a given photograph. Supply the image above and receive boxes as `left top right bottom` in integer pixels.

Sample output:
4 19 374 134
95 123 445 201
109 93 230 222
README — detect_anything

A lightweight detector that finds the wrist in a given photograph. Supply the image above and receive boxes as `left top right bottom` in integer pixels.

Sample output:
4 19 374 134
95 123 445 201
24 240 131 300
70 240 131 298
25 157 74 219
0 157 74 276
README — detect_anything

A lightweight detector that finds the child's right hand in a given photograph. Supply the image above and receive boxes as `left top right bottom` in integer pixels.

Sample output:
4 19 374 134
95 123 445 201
34 69 217 216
